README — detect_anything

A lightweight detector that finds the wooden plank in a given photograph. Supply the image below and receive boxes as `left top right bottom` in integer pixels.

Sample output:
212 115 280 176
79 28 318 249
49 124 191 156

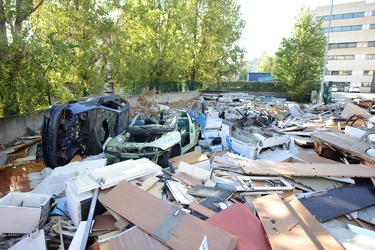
92 215 117 231
168 150 209 169
310 129 374 163
108 226 171 250
236 160 375 178
2 136 41 155
99 180 238 250
252 193 343 250
189 201 217 218
341 102 371 119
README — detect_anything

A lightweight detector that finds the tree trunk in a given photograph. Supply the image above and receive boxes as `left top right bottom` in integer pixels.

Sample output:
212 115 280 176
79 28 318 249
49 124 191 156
0 0 7 60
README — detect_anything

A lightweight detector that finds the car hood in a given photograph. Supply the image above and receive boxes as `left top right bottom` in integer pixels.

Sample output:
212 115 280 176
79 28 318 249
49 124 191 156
107 130 181 150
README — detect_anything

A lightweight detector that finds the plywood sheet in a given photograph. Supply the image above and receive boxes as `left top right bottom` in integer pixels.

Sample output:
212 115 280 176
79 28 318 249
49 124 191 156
253 193 343 250
310 129 375 163
168 150 209 169
295 151 341 164
341 102 371 119
236 160 375 178
108 226 171 250
99 180 238 250
189 201 217 218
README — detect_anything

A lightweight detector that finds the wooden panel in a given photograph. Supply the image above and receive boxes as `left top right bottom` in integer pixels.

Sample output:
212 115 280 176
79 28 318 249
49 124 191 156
310 129 374 163
189 201 217 218
253 193 343 250
99 180 238 250
168 150 209 169
108 226 171 250
237 160 375 178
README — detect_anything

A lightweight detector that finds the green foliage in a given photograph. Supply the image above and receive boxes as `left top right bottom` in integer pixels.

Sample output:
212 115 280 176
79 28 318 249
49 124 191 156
257 51 274 72
239 68 248 81
0 0 246 116
272 6 326 102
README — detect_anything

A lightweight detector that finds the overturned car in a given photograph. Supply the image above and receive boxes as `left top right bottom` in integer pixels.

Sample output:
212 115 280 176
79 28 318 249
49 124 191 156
104 108 202 167
42 92 131 168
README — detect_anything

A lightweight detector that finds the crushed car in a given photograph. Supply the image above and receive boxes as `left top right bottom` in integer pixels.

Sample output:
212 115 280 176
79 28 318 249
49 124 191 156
42 92 131 168
104 104 204 167
219 112 291 160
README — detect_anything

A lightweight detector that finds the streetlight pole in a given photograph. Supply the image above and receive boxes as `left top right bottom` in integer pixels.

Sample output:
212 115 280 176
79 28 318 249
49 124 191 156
319 0 334 104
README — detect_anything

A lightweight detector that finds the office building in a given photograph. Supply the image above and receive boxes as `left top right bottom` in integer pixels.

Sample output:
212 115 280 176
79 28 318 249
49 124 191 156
315 0 375 93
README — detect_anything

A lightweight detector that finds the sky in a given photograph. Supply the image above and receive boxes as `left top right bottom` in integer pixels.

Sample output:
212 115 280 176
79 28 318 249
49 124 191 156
236 0 365 60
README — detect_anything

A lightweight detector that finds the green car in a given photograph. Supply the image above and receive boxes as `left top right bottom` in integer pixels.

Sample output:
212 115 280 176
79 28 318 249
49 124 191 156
104 110 201 167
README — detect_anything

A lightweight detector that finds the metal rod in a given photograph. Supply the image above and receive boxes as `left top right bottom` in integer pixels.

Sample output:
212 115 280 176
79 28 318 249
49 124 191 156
80 178 102 250
319 0 334 104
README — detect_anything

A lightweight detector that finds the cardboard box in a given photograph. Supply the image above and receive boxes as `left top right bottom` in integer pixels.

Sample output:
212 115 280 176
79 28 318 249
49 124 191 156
0 192 52 234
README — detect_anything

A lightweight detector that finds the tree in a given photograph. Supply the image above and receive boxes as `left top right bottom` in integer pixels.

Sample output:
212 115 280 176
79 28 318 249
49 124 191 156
257 51 274 72
272 6 326 102
30 0 119 103
239 68 248 81
184 0 245 87
0 0 247 116
0 0 45 115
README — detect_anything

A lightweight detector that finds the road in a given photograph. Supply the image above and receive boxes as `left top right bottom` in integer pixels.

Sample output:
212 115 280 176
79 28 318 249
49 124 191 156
331 92 375 102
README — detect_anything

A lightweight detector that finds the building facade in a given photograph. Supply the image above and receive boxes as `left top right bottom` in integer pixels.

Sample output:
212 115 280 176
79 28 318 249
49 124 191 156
315 1 375 93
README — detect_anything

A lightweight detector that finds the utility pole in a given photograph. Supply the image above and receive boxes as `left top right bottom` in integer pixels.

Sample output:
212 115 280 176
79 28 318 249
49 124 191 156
319 0 334 104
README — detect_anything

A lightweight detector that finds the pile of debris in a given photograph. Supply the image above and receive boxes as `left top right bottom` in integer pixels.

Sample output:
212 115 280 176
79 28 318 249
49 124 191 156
1 93 375 249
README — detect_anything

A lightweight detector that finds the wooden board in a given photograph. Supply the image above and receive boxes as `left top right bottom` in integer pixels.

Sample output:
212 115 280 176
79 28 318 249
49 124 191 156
189 201 217 218
168 150 209 169
252 193 343 250
236 160 375 178
108 226 171 250
99 180 238 250
310 129 374 163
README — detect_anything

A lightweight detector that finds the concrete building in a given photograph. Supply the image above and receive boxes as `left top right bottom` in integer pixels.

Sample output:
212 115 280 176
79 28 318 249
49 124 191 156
315 0 375 93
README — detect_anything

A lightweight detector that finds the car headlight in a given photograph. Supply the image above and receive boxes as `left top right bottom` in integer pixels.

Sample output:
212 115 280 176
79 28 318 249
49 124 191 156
105 146 120 153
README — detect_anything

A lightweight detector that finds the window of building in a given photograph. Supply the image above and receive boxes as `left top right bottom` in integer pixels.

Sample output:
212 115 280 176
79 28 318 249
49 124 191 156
333 14 344 20
369 41 375 47
320 11 364 20
325 25 362 33
364 70 374 76
328 70 352 75
329 82 350 90
328 55 355 60
329 42 357 49
373 10 375 16
371 24 375 29
366 54 375 60
332 27 342 32
353 12 365 18
362 82 372 87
